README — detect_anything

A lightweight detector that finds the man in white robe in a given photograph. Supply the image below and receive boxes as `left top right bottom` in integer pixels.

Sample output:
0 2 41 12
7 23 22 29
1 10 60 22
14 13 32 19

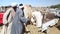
2 3 17 34
1 5 16 34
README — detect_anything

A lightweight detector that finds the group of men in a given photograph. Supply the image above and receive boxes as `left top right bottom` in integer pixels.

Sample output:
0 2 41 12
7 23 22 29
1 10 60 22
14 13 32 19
1 4 30 34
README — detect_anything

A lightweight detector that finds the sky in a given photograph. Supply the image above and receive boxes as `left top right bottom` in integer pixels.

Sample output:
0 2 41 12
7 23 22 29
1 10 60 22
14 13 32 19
0 0 60 7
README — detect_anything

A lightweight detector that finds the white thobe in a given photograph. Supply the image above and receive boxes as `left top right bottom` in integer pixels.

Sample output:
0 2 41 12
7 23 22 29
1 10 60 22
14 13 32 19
1 8 15 34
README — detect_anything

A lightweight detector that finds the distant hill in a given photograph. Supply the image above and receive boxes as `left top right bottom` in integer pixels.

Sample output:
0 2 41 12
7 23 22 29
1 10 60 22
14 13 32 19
50 4 60 9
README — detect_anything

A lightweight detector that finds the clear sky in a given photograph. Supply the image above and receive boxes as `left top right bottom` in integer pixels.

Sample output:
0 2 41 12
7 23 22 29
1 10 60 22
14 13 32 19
0 0 60 7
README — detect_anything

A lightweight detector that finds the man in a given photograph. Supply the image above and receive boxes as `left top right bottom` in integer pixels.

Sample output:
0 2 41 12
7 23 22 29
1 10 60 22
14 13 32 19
1 3 17 34
10 4 29 34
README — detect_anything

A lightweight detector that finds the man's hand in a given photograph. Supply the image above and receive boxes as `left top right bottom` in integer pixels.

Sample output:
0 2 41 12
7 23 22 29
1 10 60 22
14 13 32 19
24 23 26 26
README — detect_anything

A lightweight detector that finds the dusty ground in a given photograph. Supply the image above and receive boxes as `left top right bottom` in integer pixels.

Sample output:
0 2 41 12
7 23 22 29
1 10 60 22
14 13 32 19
26 25 60 34
26 19 60 34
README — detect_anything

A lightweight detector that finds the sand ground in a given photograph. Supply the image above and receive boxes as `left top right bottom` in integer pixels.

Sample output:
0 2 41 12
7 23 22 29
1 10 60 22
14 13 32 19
26 24 60 34
25 19 60 34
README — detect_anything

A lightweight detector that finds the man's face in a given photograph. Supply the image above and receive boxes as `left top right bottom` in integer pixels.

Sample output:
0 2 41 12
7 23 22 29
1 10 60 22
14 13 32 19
19 6 24 11
21 7 24 11
12 6 17 11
